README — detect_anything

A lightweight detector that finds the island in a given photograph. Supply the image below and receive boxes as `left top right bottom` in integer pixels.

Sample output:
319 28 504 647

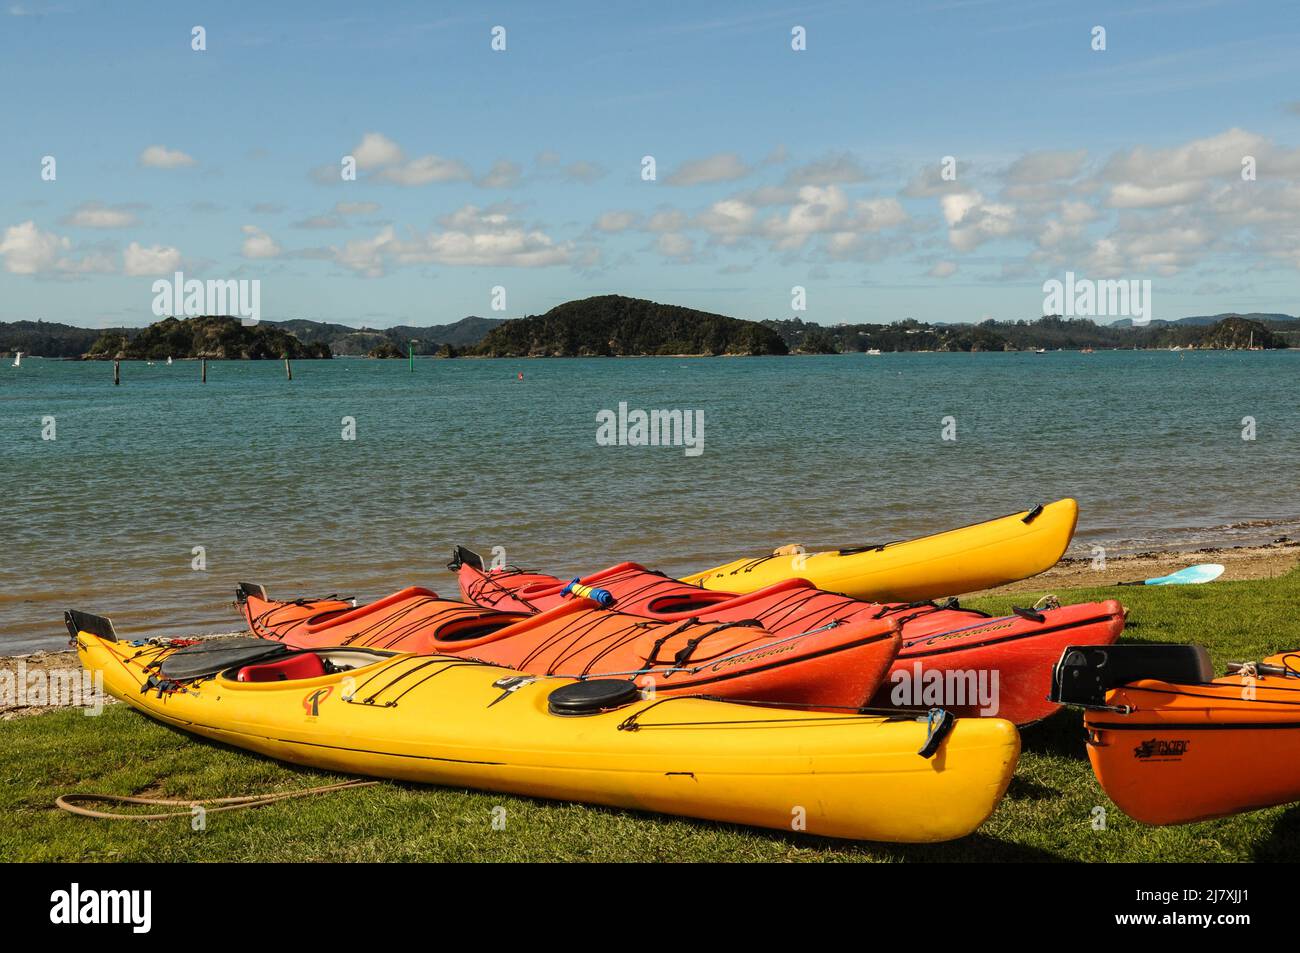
0 302 1294 360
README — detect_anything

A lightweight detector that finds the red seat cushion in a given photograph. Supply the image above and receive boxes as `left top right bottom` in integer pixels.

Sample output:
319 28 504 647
237 653 327 682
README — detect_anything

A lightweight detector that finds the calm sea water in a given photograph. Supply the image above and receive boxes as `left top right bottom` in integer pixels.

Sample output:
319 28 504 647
2 350 1297 654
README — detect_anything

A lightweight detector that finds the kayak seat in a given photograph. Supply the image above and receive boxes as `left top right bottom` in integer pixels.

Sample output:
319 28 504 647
1050 644 1214 708
237 653 328 682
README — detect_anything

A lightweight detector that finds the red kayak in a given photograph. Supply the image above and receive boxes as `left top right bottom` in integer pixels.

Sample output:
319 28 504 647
235 582 902 709
451 547 1126 725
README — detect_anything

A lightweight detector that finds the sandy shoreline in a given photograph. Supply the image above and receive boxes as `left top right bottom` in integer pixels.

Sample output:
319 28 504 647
4 541 1296 719
974 539 1300 596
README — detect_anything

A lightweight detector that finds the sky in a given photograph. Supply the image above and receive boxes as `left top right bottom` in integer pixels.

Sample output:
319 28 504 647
3 0 1300 328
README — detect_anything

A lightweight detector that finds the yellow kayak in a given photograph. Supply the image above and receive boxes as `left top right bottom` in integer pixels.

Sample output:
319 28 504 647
70 613 1020 843
681 498 1078 601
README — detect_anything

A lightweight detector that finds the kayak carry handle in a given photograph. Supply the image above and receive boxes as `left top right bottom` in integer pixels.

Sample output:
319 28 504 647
1012 606 1046 623
1226 661 1296 679
917 708 955 758
1021 504 1044 524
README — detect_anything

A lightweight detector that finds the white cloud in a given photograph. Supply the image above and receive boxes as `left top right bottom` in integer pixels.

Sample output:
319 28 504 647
940 191 1018 251
330 205 572 275
903 163 967 198
0 221 115 276
929 260 958 278
333 227 397 278
139 145 197 168
785 153 870 186
646 209 688 233
352 132 405 170
664 152 751 186
63 202 139 229
346 132 472 186
1005 149 1087 184
375 154 473 186
656 233 695 262
940 192 981 226
562 160 606 184
294 215 340 230
0 221 71 274
1100 128 1267 186
477 160 522 188
594 210 641 233
1106 181 1207 209
241 225 282 259
697 197 758 239
124 241 182 276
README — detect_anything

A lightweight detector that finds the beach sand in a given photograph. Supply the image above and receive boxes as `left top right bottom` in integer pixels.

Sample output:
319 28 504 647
975 538 1300 595
5 541 1298 718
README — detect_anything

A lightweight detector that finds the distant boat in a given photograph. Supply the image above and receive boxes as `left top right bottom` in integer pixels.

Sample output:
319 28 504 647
1081 348 1095 354
865 348 882 356
1034 348 1046 354
167 355 173 365
11 351 21 367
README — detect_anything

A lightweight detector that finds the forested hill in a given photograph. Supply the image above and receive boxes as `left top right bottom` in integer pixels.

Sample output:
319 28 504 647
471 295 789 356
264 316 503 356
84 316 331 360
0 320 107 358
765 314 1295 352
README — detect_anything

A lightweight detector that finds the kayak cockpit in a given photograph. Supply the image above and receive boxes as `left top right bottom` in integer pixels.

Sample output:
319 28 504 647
227 648 394 683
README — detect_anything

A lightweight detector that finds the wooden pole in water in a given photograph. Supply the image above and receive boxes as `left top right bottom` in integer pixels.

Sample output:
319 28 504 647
284 357 293 381
113 360 120 386
201 358 207 383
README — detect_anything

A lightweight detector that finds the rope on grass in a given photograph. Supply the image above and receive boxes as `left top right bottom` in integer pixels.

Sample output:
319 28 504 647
55 779 378 821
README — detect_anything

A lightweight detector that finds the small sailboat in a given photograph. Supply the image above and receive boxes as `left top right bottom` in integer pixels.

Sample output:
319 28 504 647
167 355 173 365
11 351 21 367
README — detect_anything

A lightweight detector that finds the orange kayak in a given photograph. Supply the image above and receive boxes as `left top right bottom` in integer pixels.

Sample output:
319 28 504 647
454 550 1125 725
237 583 902 709
1052 644 1300 825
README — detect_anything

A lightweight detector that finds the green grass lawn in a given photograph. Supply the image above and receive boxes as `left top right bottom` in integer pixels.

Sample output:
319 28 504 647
4 568 1299 862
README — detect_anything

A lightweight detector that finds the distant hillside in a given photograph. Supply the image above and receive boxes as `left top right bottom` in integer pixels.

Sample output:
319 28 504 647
765 315 1293 352
389 317 504 348
765 318 1007 353
473 295 788 357
264 316 504 356
0 320 113 358
84 316 331 360
1111 312 1296 328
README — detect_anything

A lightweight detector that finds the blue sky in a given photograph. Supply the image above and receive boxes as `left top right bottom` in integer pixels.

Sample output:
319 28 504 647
3 0 1300 328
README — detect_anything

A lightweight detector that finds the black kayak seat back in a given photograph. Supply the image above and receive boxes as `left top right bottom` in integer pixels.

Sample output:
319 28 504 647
158 638 293 681
449 546 485 572
235 582 268 604
1050 643 1215 709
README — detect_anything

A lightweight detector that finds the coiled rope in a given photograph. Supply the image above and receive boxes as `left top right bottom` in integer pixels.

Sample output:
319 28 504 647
55 779 377 821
